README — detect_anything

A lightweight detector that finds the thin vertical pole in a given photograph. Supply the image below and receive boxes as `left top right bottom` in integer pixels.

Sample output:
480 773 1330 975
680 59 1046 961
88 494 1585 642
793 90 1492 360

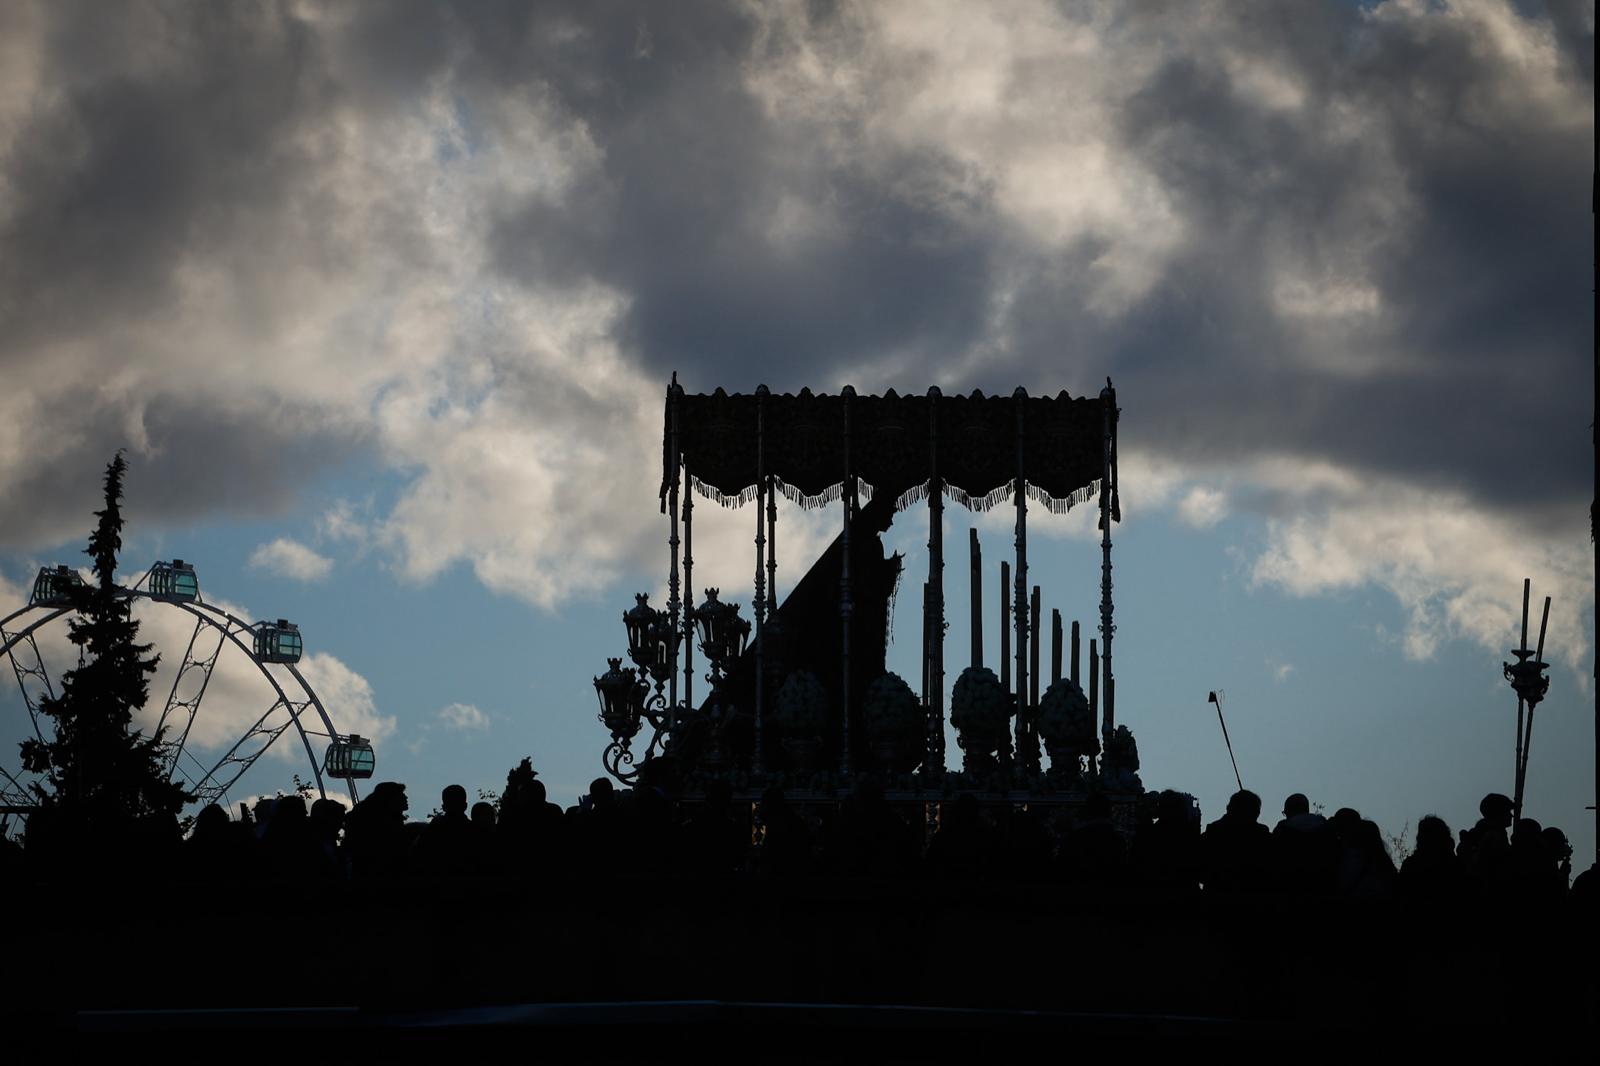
1070 620 1080 687
1088 639 1099 736
1029 586 1041 710
767 474 777 621
1515 579 1529 812
1000 561 1011 691
840 386 854 778
667 381 681 724
1051 609 1062 685
928 386 945 773
1518 596 1553 823
1014 389 1030 769
754 386 767 777
683 475 695 710
1090 638 1101 790
969 529 983 669
1099 381 1117 743
921 582 931 702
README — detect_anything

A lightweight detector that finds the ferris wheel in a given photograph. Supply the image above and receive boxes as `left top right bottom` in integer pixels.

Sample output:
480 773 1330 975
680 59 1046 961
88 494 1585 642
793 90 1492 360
0 559 376 836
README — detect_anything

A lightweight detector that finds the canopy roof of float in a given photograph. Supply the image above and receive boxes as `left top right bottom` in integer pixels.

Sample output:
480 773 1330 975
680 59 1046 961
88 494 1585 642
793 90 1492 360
662 385 1120 518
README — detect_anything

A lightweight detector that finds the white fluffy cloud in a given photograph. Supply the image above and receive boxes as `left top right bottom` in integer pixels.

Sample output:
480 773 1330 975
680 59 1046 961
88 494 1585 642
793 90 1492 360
248 538 334 582
1249 460 1592 673
436 701 490 732
1177 487 1228 530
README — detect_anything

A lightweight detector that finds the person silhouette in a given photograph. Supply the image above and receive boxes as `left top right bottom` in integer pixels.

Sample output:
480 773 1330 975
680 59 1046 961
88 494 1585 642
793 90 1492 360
1201 789 1271 893
344 781 410 879
416 784 474 876
1271 792 1336 894
1458 792 1513 894
1130 790 1202 897
309 797 346 878
1399 815 1465 900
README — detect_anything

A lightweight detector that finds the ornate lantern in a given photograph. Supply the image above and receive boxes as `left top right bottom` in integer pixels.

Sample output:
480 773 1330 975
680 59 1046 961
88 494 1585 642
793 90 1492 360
691 588 750 682
594 657 645 741
624 593 679 689
595 656 663 784
1504 651 1551 710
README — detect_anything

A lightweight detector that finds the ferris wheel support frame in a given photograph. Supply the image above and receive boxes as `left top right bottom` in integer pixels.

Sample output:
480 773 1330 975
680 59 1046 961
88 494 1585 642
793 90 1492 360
0 584 360 815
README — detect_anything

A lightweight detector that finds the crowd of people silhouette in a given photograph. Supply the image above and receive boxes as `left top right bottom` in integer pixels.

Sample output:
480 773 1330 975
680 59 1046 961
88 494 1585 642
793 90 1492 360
14 769 1590 906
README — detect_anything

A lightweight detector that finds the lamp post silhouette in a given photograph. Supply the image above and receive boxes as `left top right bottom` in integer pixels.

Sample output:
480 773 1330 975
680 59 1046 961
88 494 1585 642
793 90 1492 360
593 594 681 785
689 588 750 771
1504 579 1552 824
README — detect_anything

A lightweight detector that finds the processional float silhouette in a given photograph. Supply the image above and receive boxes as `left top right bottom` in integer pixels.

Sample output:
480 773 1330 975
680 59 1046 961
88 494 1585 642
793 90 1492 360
591 377 1146 822
1 558 375 835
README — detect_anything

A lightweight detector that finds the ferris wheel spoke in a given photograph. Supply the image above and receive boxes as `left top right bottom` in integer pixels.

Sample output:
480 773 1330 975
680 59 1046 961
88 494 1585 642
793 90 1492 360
2 626 57 745
188 697 302 803
0 765 33 806
157 616 230 777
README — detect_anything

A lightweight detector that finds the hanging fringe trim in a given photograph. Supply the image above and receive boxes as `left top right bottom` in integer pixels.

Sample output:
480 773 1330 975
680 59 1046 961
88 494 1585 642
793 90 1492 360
761 476 876 510
893 479 934 513
773 476 844 510
895 479 1107 515
1026 479 1104 515
692 473 1104 515
689 475 760 508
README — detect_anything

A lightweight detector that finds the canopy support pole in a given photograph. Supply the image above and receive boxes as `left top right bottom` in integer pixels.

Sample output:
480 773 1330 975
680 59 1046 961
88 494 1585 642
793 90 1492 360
754 385 768 777
927 386 945 774
667 380 681 726
1014 389 1033 774
683 472 694 712
840 387 855 778
1099 381 1118 745
969 530 983 670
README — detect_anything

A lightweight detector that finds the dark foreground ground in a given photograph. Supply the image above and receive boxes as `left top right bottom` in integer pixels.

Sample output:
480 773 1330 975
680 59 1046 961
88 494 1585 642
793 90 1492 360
5 875 1593 1053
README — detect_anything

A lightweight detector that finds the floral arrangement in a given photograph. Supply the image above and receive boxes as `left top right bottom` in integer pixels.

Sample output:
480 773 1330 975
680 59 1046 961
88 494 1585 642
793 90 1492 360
775 670 828 736
950 666 1010 745
863 672 921 742
1037 677 1096 750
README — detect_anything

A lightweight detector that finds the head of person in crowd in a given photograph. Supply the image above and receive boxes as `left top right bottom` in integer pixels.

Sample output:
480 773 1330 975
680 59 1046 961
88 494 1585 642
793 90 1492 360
1479 793 1513 830
441 784 468 818
372 781 409 820
1225 790 1262 824
1414 815 1454 856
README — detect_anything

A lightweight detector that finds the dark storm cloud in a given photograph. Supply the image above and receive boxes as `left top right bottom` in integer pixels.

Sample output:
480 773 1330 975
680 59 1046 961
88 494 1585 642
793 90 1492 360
0 387 369 551
466 2 998 384
1000 2 1594 511
0 0 1591 557
1 2 334 350
0 1 393 547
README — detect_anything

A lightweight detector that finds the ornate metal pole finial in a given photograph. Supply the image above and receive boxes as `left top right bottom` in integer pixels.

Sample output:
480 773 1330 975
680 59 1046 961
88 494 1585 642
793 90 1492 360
1504 582 1552 823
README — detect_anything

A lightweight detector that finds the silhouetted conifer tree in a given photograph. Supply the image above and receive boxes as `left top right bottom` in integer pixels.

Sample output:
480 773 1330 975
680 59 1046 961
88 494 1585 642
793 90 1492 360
19 453 191 837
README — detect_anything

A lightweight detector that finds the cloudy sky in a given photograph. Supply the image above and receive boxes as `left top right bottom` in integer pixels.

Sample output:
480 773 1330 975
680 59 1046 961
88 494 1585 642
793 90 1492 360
0 0 1593 860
